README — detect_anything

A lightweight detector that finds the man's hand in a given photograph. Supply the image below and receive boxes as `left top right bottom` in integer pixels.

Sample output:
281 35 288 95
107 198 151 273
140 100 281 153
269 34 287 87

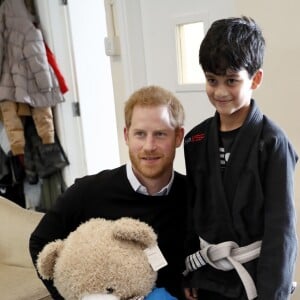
184 288 198 300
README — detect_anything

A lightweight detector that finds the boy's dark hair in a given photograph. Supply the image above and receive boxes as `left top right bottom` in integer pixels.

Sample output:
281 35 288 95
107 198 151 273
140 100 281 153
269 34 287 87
199 16 265 77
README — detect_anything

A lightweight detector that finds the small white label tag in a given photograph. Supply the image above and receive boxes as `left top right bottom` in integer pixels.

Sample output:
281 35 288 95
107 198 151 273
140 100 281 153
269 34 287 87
144 244 168 271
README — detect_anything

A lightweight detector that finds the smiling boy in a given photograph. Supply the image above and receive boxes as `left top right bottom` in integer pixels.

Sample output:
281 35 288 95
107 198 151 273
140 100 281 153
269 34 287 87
183 17 298 300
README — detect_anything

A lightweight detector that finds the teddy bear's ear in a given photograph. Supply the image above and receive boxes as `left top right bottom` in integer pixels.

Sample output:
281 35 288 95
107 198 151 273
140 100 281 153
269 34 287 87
113 217 157 248
36 240 64 280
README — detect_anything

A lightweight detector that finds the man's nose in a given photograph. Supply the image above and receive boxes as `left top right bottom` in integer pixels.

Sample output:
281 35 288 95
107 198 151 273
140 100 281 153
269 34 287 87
143 135 157 151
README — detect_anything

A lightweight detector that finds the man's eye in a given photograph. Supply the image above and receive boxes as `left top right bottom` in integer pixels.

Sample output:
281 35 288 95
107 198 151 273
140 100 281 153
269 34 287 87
155 132 166 138
134 132 145 137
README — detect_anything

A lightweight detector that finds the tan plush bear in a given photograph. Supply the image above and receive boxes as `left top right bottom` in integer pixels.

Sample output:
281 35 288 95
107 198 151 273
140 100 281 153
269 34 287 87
36 217 177 300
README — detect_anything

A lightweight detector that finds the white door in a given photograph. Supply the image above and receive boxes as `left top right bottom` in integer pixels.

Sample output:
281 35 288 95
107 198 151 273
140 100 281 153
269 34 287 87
35 0 120 186
34 1 87 186
111 0 236 173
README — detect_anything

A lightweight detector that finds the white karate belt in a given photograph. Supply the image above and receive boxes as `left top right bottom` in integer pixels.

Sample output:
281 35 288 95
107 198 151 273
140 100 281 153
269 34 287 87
183 238 262 300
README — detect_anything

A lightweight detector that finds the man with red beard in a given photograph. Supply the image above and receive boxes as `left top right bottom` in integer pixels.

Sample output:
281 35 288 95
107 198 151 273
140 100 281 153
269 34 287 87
30 85 187 299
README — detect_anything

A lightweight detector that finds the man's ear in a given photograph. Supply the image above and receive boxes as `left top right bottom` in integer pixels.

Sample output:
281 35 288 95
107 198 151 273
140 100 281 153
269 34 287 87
175 127 184 148
251 69 263 90
124 127 129 145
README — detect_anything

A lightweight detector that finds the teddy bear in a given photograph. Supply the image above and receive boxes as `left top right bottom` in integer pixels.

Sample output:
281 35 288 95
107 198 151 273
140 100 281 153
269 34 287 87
36 217 177 300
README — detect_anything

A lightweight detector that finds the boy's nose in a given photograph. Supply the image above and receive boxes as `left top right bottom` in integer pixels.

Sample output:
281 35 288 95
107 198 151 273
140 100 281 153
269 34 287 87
215 85 229 98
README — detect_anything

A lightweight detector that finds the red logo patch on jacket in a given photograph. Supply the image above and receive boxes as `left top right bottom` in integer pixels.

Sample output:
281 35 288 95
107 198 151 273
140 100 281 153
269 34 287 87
185 133 205 144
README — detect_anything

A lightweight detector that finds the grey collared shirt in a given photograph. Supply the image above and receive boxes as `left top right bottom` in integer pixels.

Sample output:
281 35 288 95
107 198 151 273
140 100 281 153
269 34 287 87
126 163 174 196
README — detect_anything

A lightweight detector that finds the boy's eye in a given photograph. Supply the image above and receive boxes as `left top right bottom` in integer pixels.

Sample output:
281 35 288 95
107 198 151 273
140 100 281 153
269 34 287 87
206 78 216 85
227 78 238 85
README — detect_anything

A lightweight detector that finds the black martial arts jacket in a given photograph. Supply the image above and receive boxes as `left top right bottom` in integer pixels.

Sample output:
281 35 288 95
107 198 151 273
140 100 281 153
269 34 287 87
184 99 298 299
